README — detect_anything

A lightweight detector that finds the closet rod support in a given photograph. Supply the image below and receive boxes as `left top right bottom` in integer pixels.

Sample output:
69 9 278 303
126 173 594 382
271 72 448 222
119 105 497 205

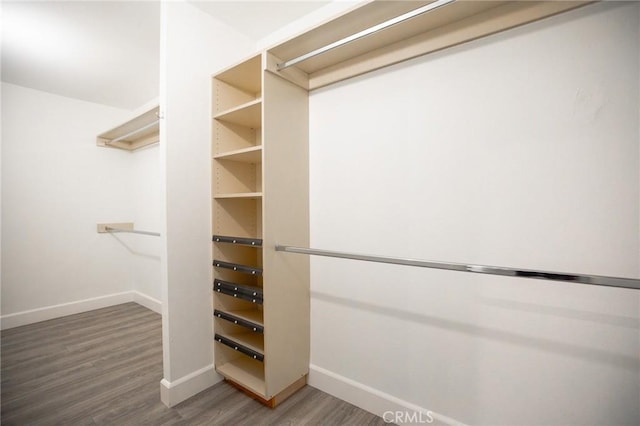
275 245 640 290
276 0 456 71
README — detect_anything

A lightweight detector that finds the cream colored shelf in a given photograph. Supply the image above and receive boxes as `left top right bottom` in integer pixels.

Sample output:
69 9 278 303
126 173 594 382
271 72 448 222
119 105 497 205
215 54 262 96
214 192 263 199
214 99 262 128
214 146 263 163
97 106 160 151
216 358 266 397
220 309 264 327
223 332 264 354
267 1 590 90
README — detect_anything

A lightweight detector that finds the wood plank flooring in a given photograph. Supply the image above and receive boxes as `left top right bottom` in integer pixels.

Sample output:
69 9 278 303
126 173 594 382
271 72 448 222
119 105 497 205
1 302 386 425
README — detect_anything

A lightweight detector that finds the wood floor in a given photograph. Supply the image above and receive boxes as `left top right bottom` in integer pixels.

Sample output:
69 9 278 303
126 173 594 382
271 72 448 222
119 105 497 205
1 302 386 425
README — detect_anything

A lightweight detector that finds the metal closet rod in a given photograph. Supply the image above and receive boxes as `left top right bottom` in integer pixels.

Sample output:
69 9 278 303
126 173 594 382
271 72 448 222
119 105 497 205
108 119 159 145
105 226 160 237
275 245 640 291
276 0 456 71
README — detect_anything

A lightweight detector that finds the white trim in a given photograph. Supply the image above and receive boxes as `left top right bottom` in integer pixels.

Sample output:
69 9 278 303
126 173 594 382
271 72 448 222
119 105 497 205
0 291 163 330
132 291 162 314
0 291 134 330
308 364 467 426
160 364 222 407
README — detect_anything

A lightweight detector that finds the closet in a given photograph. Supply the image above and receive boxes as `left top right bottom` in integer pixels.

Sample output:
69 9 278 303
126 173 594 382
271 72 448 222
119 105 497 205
208 0 595 407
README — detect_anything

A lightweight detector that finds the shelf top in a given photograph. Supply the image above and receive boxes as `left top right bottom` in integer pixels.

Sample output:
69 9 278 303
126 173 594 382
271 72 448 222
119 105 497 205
214 192 263 199
97 105 160 151
214 54 262 95
267 0 590 90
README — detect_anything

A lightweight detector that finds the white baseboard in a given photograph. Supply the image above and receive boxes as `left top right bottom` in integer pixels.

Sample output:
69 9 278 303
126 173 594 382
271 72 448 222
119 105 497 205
132 291 162 314
0 291 134 330
308 364 466 426
0 290 163 330
160 364 222 407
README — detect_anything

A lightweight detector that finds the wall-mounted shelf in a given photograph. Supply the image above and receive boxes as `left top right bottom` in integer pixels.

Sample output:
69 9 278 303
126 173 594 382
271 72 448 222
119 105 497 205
97 106 160 151
267 0 591 90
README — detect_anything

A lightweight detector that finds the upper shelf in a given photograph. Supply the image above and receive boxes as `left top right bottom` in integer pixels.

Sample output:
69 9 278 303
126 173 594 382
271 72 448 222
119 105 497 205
97 106 160 151
215 54 262 96
214 99 262 128
267 0 591 91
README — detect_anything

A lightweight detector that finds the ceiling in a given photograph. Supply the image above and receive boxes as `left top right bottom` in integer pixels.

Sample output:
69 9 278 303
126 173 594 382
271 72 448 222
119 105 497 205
1 1 329 110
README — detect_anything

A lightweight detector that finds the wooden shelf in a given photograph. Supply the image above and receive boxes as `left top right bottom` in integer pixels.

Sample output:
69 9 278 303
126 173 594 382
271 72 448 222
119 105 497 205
216 358 266 397
215 54 262 96
97 106 160 151
221 309 264 327
214 146 262 163
221 332 264 354
214 99 262 128
214 192 262 199
213 198 262 240
267 1 591 90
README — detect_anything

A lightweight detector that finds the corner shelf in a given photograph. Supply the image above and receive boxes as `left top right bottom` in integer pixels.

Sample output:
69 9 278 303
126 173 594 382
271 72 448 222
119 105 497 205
97 106 160 151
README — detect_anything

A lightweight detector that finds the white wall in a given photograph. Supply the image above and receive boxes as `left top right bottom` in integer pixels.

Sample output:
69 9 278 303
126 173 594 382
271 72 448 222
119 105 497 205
159 0 254 406
308 2 639 425
130 143 162 303
1 83 134 319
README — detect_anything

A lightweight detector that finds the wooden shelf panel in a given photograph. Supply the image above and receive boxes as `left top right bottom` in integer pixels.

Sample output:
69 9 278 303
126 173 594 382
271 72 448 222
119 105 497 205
216 357 266 397
224 332 264 353
268 1 590 90
214 159 261 195
213 198 262 240
213 120 261 155
97 106 160 151
215 332 264 361
215 54 262 95
214 99 262 128
214 146 262 164
214 192 263 199
225 309 264 327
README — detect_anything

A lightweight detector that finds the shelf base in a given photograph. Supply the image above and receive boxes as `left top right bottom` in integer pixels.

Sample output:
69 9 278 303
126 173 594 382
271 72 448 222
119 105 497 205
224 375 307 409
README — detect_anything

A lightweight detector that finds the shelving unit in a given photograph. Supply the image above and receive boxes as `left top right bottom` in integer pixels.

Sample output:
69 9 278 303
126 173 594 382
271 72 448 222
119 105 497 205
97 106 160 151
211 52 309 407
